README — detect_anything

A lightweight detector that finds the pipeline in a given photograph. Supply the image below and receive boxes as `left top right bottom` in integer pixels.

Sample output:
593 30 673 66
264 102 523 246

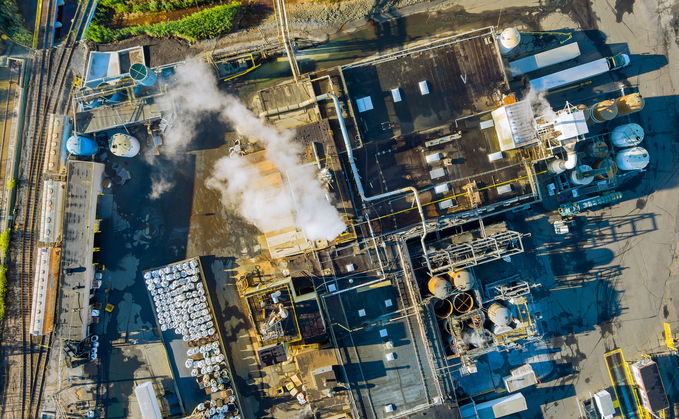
258 92 434 273
547 142 578 174
316 93 433 274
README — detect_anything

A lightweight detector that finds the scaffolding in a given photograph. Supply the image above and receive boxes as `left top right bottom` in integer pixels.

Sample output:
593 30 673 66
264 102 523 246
426 231 526 274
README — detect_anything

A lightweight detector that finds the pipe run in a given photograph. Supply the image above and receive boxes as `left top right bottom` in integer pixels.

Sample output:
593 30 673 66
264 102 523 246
315 93 433 274
547 142 578 174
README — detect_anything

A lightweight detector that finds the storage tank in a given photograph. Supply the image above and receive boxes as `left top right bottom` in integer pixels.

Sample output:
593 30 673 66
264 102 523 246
66 135 98 156
587 100 618 124
110 133 140 158
616 147 649 171
615 92 645 115
487 303 511 327
130 63 157 87
611 123 644 147
452 292 474 314
592 158 618 180
428 276 453 299
433 298 453 319
584 141 608 158
570 164 595 186
450 269 475 292
498 28 521 54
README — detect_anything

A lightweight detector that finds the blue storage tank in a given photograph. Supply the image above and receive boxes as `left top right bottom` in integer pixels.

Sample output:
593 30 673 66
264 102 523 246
130 63 157 87
66 136 98 156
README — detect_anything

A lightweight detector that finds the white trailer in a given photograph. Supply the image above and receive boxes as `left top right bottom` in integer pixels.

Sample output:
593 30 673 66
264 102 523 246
509 42 581 77
529 53 630 92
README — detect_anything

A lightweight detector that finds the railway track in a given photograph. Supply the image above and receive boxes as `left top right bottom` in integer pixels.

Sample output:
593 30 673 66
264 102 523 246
17 1 97 418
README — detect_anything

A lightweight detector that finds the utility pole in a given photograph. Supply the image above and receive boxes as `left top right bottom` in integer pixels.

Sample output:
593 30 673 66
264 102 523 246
274 0 301 82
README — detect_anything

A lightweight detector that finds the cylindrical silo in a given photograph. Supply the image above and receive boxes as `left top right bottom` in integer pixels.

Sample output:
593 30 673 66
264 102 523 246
109 133 140 158
570 165 595 186
452 292 474 315
584 141 608 159
615 93 645 116
498 28 521 54
130 63 157 87
487 303 511 327
449 269 475 292
66 135 98 156
428 276 452 299
587 100 618 124
611 123 644 147
616 147 649 171
592 158 618 180
433 298 453 319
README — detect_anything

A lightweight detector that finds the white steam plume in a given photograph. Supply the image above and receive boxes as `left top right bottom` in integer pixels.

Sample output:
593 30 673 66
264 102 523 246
523 85 557 123
167 60 346 241
149 173 174 200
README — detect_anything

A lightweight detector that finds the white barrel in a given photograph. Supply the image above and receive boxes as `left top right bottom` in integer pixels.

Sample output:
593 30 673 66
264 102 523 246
616 147 649 171
611 123 644 147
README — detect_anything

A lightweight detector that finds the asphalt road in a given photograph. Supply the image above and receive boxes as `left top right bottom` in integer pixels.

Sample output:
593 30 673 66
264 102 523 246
498 1 679 418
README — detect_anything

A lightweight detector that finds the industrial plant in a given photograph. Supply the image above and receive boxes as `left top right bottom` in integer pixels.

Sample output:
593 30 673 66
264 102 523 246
7 3 674 419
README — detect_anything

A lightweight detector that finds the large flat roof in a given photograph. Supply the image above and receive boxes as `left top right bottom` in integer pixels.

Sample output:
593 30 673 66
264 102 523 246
341 27 508 144
325 286 440 419
57 161 105 341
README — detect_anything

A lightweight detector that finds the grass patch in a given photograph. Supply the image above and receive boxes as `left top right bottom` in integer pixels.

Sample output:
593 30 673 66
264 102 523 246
86 2 240 43
0 0 32 46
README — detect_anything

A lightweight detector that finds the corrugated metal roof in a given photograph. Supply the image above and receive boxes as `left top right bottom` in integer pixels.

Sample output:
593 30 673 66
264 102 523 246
509 42 581 77
492 101 536 151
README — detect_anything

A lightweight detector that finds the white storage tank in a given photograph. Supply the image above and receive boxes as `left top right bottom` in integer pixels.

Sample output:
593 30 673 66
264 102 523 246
450 269 475 292
616 147 649 171
611 123 644 147
110 133 141 158
428 276 452 299
498 28 521 54
487 303 511 327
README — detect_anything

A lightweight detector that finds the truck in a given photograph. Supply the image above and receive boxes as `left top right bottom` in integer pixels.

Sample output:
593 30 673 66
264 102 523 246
509 42 581 77
529 53 630 92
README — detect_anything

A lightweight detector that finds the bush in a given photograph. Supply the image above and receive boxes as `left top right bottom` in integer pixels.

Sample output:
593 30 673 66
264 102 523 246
0 0 32 46
0 228 9 256
6 178 15 190
0 265 6 321
86 2 241 43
